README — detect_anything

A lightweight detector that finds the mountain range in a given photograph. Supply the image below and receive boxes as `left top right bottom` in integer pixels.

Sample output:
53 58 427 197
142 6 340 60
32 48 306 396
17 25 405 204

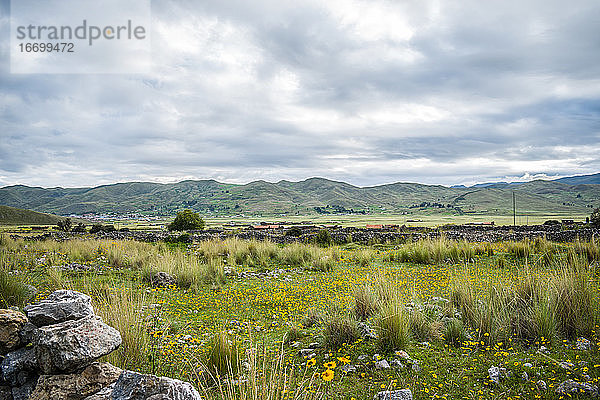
0 174 598 216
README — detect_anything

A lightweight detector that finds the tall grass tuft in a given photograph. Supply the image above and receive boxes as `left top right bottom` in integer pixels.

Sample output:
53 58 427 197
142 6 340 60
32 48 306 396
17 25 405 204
94 287 154 372
0 269 34 308
353 283 379 321
375 301 410 352
323 313 360 350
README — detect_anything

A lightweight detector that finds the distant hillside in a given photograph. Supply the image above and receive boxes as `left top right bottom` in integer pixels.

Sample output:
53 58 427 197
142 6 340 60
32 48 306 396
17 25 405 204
0 205 65 225
1 176 599 217
554 173 600 185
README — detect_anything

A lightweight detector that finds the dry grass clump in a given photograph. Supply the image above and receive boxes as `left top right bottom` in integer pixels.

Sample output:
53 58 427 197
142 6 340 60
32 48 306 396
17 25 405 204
394 237 478 264
450 261 599 345
375 301 410 352
323 313 360 350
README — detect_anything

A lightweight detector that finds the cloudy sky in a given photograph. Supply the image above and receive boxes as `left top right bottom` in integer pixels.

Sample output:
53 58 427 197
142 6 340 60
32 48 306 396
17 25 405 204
1 0 599 188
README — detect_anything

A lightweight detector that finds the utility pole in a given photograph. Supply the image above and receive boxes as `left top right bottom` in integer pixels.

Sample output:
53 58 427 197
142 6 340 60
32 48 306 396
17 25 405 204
513 192 516 226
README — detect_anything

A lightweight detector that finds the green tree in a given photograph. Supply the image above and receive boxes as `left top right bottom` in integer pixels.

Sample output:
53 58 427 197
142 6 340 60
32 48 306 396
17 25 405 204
167 210 205 231
591 207 600 227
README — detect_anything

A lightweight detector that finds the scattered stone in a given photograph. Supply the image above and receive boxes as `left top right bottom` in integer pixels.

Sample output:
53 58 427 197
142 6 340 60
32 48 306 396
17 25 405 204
35 315 122 374
298 349 315 358
411 361 421 373
390 359 404 369
307 342 320 349
394 350 411 360
108 370 202 400
0 309 28 354
1 347 38 386
523 362 532 368
538 346 549 354
339 364 356 374
373 389 413 400
419 342 430 348
150 271 175 287
358 355 369 362
29 362 122 400
488 366 500 384
556 379 598 397
375 360 390 369
537 380 547 391
25 290 94 327
373 354 382 361
576 337 592 351
522 371 529 381
559 361 574 370
357 322 377 340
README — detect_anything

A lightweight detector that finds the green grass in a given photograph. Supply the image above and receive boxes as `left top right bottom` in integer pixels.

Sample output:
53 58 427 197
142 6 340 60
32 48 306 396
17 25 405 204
2 234 600 399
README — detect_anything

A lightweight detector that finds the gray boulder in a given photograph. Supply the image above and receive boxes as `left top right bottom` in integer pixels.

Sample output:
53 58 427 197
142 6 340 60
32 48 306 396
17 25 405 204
373 389 413 400
29 362 122 400
35 315 121 374
25 290 94 327
0 309 28 354
1 347 38 386
556 379 598 397
108 370 202 400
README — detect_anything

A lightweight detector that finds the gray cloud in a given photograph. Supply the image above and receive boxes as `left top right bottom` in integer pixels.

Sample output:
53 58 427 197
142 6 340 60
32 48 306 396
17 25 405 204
0 0 599 188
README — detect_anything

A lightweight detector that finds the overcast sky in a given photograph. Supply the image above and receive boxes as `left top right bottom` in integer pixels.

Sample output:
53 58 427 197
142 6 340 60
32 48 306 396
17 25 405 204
1 0 599 188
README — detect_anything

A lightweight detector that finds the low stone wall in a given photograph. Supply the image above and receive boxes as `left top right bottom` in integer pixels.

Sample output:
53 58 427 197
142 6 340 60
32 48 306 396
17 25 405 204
12 225 600 245
0 290 201 400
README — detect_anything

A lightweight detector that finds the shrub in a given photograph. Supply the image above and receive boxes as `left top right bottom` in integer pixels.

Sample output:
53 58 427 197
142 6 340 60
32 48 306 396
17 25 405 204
375 301 410 352
285 227 303 237
56 218 72 232
168 210 205 231
314 230 333 247
323 314 360 349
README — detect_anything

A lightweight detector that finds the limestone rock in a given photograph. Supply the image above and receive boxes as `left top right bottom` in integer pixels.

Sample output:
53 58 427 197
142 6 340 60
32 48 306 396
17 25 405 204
25 290 94 327
488 366 500 384
29 362 122 400
35 315 121 374
1 347 37 386
556 379 598 397
18 322 38 346
82 383 115 400
0 309 28 354
373 389 413 400
109 370 202 400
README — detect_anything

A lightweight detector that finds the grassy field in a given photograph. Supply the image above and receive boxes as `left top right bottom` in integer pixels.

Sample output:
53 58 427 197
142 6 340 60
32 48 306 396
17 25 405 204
1 234 599 399
205 213 590 228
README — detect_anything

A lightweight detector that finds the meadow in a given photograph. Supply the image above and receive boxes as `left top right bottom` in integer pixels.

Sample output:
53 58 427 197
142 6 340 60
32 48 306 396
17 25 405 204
0 233 598 399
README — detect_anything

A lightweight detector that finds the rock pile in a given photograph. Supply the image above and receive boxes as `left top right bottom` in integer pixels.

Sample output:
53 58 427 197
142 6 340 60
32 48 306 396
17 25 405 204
0 290 202 400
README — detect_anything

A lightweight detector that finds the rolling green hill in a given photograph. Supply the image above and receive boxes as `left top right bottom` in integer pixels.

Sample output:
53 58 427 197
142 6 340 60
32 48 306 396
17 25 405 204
0 205 66 225
0 177 598 216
